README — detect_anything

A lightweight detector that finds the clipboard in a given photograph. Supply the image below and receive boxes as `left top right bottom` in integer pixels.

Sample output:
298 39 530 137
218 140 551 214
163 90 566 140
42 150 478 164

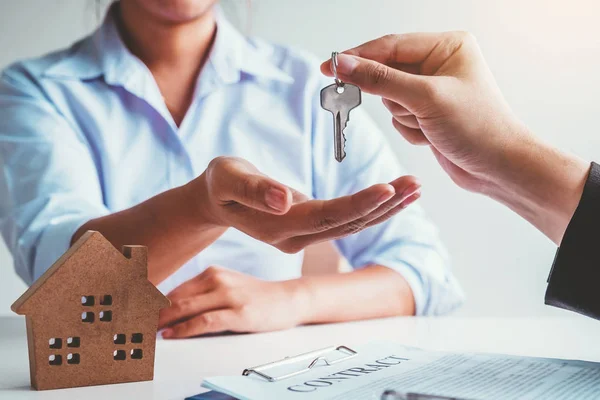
241 345 357 382
202 341 600 400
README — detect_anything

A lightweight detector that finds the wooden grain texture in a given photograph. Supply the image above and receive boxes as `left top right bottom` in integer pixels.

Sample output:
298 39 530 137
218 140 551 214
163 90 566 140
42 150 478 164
11 231 170 390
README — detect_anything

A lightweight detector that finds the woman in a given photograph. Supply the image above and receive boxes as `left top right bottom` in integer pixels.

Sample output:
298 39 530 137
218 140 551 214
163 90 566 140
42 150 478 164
0 0 463 338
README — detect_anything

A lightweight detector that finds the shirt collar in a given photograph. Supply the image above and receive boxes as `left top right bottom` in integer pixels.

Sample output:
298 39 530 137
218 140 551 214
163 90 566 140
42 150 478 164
209 8 294 85
43 3 294 87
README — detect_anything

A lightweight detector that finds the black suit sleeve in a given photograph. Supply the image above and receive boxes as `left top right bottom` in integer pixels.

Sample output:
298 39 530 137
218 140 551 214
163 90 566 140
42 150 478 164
545 162 600 319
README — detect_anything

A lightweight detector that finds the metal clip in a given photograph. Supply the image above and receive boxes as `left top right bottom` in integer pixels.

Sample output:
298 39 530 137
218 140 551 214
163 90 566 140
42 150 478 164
242 345 357 382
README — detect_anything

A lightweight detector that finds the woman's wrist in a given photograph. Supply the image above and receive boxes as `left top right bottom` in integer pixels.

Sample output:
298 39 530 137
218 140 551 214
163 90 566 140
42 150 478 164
182 174 226 229
279 278 314 326
482 130 589 244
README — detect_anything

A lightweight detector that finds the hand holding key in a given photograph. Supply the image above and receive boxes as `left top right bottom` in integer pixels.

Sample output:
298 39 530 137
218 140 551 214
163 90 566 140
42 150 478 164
320 33 527 193
194 156 421 254
321 32 590 245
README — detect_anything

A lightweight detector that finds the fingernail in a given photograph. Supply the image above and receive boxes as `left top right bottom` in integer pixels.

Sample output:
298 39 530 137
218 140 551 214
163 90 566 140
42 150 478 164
336 54 359 75
266 188 287 212
401 192 421 208
377 189 395 204
161 329 173 339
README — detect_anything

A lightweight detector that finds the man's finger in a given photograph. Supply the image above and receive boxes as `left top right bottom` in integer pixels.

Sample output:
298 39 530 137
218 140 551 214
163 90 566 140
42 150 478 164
392 118 430 146
162 309 239 338
394 114 421 130
382 92 421 130
210 157 293 214
382 98 412 117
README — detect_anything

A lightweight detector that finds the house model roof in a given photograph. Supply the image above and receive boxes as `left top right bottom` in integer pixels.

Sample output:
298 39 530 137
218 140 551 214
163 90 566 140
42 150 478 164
11 231 169 315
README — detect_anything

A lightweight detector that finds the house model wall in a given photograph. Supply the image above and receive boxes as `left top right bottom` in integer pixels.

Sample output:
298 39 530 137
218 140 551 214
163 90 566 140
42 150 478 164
11 231 170 390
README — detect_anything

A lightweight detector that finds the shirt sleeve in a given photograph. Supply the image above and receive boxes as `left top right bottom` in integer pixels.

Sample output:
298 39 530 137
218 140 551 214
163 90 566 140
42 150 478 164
545 161 600 319
311 88 464 316
0 68 109 284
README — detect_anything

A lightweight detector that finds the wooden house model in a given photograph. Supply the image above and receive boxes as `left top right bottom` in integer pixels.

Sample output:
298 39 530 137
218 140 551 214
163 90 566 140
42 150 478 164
11 231 170 390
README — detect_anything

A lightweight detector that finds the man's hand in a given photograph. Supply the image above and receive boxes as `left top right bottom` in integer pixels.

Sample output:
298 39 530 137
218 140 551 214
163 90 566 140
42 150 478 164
159 266 308 338
190 156 421 253
321 32 589 244
322 32 527 192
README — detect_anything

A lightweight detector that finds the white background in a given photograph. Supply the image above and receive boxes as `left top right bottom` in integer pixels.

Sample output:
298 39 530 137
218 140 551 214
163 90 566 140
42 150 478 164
1 0 599 320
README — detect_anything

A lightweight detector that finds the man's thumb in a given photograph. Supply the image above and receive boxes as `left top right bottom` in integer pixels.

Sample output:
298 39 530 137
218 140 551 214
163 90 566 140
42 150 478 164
334 53 425 108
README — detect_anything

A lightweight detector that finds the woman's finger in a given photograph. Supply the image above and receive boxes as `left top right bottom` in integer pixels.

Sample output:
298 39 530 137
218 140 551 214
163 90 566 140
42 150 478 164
297 183 396 233
159 290 230 329
228 182 396 239
164 267 219 303
284 176 421 251
162 309 240 339
365 191 421 229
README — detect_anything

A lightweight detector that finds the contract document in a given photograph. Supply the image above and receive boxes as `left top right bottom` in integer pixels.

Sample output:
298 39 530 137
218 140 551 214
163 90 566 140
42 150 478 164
202 342 600 400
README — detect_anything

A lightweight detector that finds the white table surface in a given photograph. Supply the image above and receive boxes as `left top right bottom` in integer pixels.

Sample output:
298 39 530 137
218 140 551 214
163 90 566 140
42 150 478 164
1 315 600 400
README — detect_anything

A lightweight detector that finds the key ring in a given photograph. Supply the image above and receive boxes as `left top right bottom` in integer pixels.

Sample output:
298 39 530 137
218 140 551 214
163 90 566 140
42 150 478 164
331 51 345 88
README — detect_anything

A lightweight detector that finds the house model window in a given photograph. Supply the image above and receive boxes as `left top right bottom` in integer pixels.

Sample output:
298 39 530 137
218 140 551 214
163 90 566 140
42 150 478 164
131 349 143 359
67 337 80 347
49 338 62 349
48 355 62 366
113 334 126 345
131 333 143 343
81 296 94 306
67 353 80 365
131 349 144 360
99 310 112 322
100 295 112 305
81 312 94 323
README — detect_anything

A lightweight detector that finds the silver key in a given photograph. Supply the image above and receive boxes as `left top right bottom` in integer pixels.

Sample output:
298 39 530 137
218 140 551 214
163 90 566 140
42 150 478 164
321 83 362 162
320 52 362 162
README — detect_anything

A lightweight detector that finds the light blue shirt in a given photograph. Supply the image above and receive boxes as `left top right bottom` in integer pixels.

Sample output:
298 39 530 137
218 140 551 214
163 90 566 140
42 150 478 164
0 8 463 315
